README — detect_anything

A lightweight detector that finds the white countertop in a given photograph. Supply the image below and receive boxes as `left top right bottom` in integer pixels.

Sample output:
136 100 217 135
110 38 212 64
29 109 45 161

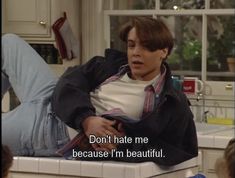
11 122 235 177
196 123 234 149
10 157 198 178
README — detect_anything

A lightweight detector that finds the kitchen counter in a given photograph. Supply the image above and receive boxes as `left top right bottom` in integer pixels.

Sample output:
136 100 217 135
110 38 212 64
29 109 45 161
195 123 234 149
195 123 234 178
10 123 234 178
9 157 198 178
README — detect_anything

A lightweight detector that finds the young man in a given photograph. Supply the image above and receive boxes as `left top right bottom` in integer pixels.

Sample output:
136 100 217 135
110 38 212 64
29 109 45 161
2 17 198 166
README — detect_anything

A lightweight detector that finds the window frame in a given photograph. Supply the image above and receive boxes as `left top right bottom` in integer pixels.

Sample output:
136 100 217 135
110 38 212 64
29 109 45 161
104 4 234 82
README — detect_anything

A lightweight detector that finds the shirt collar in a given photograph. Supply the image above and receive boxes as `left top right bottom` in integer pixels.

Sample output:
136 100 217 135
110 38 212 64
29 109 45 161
117 64 166 93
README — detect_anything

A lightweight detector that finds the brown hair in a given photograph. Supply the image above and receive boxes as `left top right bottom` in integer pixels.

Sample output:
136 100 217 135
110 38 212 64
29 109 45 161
215 138 235 178
224 138 235 178
119 16 174 58
2 145 13 178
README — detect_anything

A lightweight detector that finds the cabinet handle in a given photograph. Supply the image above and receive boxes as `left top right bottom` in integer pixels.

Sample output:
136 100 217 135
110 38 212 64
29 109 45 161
225 84 233 90
39 21 47 26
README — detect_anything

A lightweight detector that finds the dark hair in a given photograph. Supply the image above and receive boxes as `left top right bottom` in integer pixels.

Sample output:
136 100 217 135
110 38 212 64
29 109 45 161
2 145 13 178
224 138 235 178
119 16 174 58
215 138 235 178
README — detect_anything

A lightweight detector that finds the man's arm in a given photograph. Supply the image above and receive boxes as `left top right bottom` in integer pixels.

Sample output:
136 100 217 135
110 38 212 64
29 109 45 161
51 56 107 130
51 49 127 131
114 93 198 166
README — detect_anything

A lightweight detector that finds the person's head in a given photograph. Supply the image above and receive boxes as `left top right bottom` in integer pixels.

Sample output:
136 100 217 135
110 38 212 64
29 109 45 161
2 145 13 178
215 138 235 178
119 16 174 81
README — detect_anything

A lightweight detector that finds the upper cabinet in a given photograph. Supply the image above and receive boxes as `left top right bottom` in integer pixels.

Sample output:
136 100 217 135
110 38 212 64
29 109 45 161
2 0 80 43
2 0 51 38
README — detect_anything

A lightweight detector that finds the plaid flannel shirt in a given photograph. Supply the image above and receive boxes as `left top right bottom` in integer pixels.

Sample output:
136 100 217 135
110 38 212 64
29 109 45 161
57 64 167 159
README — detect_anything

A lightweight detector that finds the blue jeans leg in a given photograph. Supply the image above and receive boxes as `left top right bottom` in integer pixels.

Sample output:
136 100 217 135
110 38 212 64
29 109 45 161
1 34 69 156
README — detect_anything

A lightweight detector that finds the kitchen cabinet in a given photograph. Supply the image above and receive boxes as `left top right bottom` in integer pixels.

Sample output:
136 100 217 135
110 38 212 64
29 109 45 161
2 0 51 39
1 0 81 112
2 0 81 67
2 0 80 43
2 0 81 69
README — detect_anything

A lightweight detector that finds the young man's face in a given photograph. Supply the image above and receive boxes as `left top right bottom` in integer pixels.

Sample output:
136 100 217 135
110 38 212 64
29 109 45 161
127 27 168 81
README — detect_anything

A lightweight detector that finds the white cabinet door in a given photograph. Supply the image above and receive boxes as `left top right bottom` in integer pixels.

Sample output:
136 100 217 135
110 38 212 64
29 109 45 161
2 0 51 37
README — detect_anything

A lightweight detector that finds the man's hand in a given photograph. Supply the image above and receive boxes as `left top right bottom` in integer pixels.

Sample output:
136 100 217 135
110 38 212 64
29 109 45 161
82 116 124 152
